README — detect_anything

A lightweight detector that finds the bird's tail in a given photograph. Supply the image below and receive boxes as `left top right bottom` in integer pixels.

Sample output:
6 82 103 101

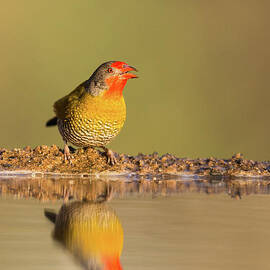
44 208 57 223
46 117 58 127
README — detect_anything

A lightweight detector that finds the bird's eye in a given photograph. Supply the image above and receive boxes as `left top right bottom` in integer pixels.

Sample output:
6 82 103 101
107 68 113 73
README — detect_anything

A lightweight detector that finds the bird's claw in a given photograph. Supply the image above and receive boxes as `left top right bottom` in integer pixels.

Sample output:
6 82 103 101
64 153 73 164
105 149 117 165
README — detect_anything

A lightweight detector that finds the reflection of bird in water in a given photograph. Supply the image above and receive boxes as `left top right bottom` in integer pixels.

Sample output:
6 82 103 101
45 190 123 270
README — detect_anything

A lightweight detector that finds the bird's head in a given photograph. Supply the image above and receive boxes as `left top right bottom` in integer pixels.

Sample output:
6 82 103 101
87 61 138 98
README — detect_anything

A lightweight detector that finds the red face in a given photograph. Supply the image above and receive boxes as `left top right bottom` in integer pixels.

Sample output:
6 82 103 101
103 61 138 99
110 61 138 79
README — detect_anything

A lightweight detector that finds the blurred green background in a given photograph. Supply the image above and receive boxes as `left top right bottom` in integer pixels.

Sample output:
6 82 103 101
0 0 269 160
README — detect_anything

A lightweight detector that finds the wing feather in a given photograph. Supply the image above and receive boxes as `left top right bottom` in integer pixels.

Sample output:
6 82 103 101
54 81 88 119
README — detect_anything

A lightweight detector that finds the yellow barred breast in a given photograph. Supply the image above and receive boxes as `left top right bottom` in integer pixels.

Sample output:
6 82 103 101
56 92 126 147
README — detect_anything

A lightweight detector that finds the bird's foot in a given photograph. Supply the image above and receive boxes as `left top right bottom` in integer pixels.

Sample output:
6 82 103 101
64 144 72 164
103 147 117 165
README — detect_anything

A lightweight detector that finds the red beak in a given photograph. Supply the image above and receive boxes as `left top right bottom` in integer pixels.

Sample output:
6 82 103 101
121 65 138 79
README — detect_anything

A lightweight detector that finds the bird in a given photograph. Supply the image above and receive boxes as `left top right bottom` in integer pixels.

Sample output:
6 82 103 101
44 188 124 270
46 61 137 164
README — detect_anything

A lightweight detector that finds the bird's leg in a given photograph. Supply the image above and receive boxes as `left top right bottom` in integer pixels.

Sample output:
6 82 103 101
102 147 117 165
63 141 72 163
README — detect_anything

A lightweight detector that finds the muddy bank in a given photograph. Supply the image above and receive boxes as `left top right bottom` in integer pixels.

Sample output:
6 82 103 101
0 145 269 178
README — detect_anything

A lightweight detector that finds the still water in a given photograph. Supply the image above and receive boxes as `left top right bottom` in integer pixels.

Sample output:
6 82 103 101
0 177 270 270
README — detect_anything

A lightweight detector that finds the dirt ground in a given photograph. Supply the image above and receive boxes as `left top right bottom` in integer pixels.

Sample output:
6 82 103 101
0 145 269 178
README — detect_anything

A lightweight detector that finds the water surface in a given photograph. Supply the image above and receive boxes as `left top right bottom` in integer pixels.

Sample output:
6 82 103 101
0 177 270 270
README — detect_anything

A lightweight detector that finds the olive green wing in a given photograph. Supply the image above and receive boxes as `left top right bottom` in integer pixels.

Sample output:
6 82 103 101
54 81 88 120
